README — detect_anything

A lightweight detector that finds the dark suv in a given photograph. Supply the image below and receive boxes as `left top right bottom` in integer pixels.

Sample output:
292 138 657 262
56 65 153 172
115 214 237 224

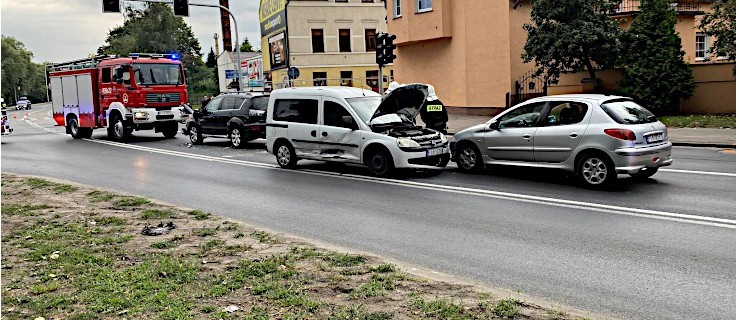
186 92 269 148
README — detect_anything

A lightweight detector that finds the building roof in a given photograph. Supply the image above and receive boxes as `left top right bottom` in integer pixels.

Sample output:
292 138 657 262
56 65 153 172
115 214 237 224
217 51 261 62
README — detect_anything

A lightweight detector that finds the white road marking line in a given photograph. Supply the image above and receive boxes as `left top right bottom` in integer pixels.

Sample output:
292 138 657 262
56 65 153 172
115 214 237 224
660 168 735 177
22 115 737 229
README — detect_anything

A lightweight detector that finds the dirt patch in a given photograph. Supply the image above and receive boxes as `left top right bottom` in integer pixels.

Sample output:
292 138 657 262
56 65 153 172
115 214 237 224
1 173 602 319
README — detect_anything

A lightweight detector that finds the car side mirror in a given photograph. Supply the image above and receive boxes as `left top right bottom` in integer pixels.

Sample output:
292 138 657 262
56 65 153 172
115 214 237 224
342 116 357 130
489 120 500 130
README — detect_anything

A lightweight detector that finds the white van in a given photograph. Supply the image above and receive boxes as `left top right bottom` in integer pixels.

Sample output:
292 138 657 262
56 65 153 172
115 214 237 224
265 85 450 176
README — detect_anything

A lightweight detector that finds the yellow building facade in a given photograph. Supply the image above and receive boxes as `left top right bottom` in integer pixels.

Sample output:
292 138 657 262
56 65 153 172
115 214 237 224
259 0 393 93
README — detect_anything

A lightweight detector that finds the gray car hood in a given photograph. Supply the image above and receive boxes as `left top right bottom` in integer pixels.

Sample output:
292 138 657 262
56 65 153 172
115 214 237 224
370 84 429 123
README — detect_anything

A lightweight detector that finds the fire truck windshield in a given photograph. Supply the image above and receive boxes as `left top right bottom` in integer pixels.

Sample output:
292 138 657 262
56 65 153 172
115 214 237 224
132 63 184 86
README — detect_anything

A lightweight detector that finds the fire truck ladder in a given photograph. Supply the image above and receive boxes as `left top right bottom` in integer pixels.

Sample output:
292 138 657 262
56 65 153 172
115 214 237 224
49 55 118 72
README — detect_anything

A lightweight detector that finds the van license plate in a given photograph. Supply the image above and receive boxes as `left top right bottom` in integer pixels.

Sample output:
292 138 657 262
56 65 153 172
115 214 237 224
426 147 444 157
158 110 172 116
646 133 664 143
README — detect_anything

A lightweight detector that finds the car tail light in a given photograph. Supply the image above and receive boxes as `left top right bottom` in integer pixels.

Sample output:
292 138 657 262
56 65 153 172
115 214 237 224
250 125 261 131
604 128 636 141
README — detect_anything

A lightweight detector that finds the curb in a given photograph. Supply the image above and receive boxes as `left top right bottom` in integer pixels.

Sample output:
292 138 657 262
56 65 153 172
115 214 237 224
672 142 736 149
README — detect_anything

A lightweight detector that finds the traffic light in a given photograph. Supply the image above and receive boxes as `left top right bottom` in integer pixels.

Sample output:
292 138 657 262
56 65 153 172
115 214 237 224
102 0 120 13
173 0 190 17
375 33 398 66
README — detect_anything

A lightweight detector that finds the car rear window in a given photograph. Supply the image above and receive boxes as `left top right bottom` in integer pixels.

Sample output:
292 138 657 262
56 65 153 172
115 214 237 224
601 100 657 124
251 96 269 111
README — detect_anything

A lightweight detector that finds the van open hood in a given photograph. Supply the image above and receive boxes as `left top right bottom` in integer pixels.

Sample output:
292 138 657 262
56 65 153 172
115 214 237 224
370 84 429 124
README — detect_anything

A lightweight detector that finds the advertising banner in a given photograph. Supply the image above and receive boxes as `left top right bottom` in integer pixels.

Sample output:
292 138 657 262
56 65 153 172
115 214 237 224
268 32 288 70
259 0 287 36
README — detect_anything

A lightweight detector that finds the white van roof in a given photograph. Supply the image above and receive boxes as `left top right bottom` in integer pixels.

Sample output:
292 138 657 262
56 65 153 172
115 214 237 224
271 86 380 99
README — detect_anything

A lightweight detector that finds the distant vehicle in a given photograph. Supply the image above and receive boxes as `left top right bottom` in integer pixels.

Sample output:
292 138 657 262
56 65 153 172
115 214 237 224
452 94 672 188
265 85 450 176
186 92 269 148
1 107 12 135
15 97 31 110
48 53 189 140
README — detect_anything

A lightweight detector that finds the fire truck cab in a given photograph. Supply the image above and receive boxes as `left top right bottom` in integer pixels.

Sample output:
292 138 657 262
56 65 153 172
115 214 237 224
49 53 189 141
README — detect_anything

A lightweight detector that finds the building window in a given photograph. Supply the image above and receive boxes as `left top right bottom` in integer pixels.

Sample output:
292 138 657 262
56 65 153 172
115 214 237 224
696 33 710 61
393 0 402 18
313 72 327 86
365 29 377 52
416 0 431 12
335 0 348 2
339 29 351 52
312 29 324 53
341 71 353 87
366 70 379 92
361 0 374 2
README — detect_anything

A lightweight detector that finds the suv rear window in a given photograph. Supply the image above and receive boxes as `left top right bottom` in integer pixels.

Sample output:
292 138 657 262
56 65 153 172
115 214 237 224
273 99 318 124
251 96 269 111
601 100 657 124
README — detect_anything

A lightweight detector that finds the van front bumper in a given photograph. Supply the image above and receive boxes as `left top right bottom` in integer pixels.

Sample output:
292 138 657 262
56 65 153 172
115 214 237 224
393 146 451 170
613 141 673 174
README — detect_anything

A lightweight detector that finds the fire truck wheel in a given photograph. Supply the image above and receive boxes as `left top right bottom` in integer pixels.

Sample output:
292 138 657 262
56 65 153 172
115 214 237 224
79 128 93 139
162 122 178 139
108 114 130 142
68 117 83 139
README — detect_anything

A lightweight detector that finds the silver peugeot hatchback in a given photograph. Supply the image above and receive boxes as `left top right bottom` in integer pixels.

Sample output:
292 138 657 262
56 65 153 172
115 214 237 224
452 94 672 188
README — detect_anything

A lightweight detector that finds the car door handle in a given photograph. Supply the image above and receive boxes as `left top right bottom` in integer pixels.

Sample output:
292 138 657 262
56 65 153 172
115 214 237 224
522 134 531 139
322 132 328 137
311 130 317 137
569 132 578 138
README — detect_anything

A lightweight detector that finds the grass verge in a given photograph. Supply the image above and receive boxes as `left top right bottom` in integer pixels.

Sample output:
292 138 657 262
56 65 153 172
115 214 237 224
659 114 736 128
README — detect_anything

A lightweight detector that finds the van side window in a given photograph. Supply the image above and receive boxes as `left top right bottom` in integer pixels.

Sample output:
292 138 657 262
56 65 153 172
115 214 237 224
101 68 112 83
273 99 319 124
324 101 354 128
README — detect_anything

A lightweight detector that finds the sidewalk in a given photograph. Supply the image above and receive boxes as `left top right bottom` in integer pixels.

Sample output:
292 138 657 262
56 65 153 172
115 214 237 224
420 114 736 148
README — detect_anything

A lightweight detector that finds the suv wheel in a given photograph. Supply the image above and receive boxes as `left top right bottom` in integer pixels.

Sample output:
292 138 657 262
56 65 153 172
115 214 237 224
275 142 297 169
577 153 616 188
457 143 483 173
229 127 245 149
367 149 394 177
188 124 203 145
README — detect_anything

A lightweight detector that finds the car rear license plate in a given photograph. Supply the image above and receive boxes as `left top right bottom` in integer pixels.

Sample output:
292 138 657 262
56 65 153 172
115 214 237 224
646 133 664 143
158 110 173 116
426 147 444 157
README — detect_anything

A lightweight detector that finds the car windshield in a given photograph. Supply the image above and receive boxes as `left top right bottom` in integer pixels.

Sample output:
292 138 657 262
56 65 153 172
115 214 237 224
133 63 184 85
601 100 657 124
346 96 382 123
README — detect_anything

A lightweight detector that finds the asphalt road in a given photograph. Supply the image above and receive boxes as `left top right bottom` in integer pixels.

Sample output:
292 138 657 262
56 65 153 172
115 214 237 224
2 105 736 320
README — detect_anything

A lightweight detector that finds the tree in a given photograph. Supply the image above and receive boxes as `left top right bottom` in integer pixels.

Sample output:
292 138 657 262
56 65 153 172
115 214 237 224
522 0 622 91
1 36 47 104
239 38 255 52
619 0 695 115
699 0 736 62
98 3 219 102
205 47 217 68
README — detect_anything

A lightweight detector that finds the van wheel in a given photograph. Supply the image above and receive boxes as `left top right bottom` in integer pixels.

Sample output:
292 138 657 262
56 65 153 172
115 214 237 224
108 114 130 142
629 167 659 180
457 143 482 173
229 126 245 149
577 153 616 189
367 149 394 177
275 142 297 169
188 124 203 145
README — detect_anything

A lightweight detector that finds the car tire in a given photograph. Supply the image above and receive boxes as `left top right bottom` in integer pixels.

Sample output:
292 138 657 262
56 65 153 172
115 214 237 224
275 141 297 169
456 142 483 173
107 114 130 142
229 126 245 149
629 167 659 180
366 148 394 177
577 153 616 189
188 124 203 145
161 121 178 139
68 117 83 139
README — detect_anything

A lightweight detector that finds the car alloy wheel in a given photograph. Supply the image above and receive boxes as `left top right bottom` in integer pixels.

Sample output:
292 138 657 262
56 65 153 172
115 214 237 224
277 145 292 166
581 157 608 185
231 128 241 147
189 126 200 144
459 148 477 170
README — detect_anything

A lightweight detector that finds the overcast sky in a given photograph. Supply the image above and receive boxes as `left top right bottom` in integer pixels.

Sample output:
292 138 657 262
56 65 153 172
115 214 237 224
0 0 262 63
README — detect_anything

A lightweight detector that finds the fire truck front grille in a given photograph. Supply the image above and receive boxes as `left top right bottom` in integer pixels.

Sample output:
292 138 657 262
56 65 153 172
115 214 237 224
146 93 180 104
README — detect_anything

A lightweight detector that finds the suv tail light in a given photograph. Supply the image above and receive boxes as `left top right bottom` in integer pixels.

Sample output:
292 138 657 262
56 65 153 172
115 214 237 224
604 128 636 141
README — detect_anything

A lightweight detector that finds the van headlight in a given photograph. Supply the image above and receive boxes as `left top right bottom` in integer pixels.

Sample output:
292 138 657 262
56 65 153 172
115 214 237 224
397 138 421 148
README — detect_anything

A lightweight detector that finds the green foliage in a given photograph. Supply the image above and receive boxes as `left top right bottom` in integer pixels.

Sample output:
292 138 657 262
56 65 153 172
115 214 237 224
523 0 622 89
205 47 217 68
0 36 48 104
699 0 736 61
97 3 218 104
240 38 256 53
619 0 696 115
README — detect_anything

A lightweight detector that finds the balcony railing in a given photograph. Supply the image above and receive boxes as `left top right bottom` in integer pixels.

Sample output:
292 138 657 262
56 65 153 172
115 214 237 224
612 0 701 15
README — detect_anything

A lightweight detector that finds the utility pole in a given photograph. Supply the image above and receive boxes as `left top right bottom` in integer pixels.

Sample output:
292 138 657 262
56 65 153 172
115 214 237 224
214 33 220 55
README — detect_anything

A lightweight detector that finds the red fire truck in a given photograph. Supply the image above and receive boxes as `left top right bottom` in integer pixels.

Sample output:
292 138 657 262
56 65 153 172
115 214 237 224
49 53 189 141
